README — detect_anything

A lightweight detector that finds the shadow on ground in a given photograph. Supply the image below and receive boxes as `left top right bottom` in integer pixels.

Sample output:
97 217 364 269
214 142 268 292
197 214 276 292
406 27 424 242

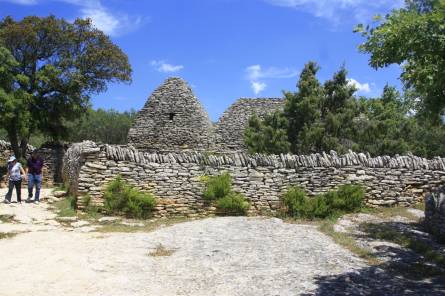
305 220 445 296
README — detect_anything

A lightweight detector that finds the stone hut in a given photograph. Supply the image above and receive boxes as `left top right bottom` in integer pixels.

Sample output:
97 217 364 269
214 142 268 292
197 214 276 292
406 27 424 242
127 77 213 152
214 98 284 151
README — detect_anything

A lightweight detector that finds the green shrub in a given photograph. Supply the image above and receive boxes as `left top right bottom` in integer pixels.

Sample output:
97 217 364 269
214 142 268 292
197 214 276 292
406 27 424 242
282 187 310 218
282 184 365 220
104 176 156 219
216 193 250 215
203 172 232 200
333 184 364 212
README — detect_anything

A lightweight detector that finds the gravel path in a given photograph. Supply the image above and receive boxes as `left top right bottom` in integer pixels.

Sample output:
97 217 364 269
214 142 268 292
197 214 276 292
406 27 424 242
0 195 366 296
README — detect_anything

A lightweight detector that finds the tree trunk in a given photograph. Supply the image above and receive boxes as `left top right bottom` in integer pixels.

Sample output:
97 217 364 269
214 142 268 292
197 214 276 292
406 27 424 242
7 128 21 160
20 138 29 161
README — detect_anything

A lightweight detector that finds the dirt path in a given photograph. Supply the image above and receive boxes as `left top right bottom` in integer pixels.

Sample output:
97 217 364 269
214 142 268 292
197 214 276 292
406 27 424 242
0 192 366 296
1 191 443 295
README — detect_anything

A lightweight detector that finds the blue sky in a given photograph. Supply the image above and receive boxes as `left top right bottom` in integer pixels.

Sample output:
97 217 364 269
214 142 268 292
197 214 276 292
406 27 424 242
0 0 404 121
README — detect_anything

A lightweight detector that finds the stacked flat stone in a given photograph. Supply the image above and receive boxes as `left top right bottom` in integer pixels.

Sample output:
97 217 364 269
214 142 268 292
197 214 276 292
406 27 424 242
425 186 445 239
214 98 284 152
127 77 213 152
64 142 445 217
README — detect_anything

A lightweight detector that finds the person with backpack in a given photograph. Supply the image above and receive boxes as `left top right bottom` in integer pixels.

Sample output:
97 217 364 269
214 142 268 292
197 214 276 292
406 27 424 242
4 156 26 204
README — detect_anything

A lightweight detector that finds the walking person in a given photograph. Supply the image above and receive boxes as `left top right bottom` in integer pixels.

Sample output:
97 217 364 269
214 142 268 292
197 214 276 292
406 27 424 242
4 156 26 204
26 150 44 204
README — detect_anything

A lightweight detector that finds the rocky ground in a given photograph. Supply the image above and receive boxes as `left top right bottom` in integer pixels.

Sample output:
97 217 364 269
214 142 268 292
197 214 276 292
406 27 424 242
0 188 444 296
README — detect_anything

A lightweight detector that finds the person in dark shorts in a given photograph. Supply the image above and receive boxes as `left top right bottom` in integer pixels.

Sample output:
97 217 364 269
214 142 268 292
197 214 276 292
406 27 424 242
26 150 44 204
4 156 26 204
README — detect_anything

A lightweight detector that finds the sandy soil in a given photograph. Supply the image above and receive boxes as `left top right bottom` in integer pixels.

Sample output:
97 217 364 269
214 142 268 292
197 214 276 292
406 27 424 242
0 193 365 296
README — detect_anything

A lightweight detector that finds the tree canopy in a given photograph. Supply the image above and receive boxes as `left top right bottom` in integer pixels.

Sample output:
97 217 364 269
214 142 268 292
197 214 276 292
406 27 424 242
355 0 445 120
0 15 132 158
245 62 445 158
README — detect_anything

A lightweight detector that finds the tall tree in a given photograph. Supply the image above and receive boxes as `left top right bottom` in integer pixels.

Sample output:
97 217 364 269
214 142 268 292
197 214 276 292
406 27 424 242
0 46 32 159
355 0 445 120
284 61 324 153
0 16 132 158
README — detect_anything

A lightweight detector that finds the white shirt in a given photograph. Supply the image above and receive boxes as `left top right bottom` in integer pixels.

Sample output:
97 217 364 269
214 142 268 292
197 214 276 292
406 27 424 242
8 162 22 181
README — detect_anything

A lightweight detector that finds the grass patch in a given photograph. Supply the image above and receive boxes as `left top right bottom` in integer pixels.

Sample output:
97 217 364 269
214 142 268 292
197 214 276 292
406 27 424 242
0 232 17 240
96 217 193 233
361 206 420 221
148 243 175 257
0 214 14 223
318 218 379 265
360 223 445 270
53 196 77 217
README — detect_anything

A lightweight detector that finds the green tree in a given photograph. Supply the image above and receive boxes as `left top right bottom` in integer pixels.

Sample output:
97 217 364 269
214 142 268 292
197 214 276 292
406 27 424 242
66 108 136 144
355 0 445 119
284 61 323 153
0 46 31 160
244 112 290 154
0 16 132 158
355 86 413 155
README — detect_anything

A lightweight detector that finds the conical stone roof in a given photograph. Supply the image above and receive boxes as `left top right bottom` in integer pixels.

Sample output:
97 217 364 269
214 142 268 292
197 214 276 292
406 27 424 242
127 77 213 152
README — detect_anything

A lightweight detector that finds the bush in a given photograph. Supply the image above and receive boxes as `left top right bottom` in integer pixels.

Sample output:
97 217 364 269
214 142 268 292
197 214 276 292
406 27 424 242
333 184 364 212
282 187 309 218
282 184 365 220
203 172 232 200
104 176 156 219
216 193 250 216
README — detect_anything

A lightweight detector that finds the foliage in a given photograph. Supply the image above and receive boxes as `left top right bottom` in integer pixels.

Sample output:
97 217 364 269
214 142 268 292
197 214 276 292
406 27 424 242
202 172 250 215
245 112 290 154
104 176 156 219
54 196 77 217
203 172 232 200
216 192 250 216
66 108 136 144
282 184 365 220
0 15 132 158
355 0 445 119
245 61 445 157
0 46 31 161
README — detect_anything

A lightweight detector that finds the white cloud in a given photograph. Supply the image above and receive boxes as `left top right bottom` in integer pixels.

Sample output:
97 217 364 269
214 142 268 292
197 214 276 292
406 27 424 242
264 0 404 22
251 81 267 95
246 64 298 81
151 60 184 73
246 64 298 95
2 0 144 36
347 78 371 94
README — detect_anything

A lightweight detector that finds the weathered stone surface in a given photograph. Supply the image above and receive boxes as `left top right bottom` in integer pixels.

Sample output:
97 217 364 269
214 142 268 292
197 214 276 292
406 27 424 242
64 142 445 218
425 186 445 238
127 77 213 152
214 98 284 152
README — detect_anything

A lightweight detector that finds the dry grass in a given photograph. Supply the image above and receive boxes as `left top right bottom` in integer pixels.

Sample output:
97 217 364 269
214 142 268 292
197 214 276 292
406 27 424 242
361 206 420 221
0 214 14 223
318 219 380 265
0 232 17 240
97 217 195 233
148 243 175 257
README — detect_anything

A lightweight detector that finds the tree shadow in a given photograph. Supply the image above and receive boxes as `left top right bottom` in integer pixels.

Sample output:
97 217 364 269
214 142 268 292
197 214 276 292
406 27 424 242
305 220 445 296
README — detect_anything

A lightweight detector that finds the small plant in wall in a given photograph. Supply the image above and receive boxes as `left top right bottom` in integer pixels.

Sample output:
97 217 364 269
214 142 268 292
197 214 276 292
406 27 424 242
202 172 249 216
104 175 156 219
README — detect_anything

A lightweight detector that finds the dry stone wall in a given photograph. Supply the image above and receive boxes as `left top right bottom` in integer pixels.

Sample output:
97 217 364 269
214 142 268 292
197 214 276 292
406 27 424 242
425 186 445 239
214 98 284 152
64 142 445 217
